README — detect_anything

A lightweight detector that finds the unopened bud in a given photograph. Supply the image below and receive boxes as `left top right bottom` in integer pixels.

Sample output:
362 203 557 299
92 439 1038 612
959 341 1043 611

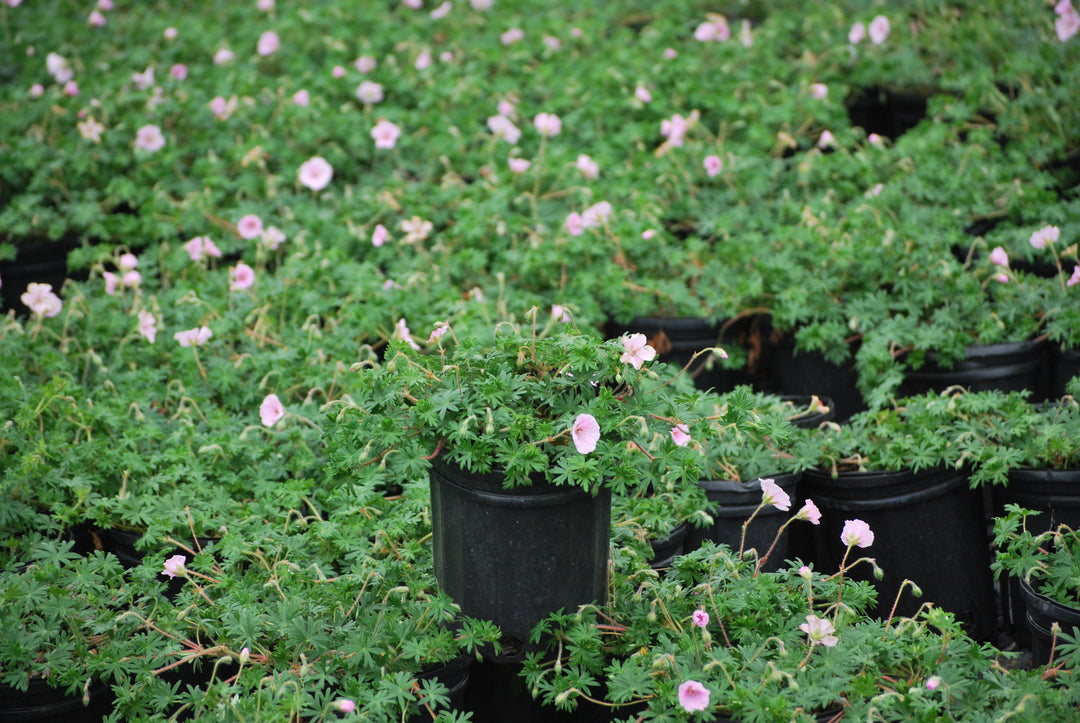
239 647 251 665
910 583 922 597
701 630 711 646
555 690 572 706
873 563 884 580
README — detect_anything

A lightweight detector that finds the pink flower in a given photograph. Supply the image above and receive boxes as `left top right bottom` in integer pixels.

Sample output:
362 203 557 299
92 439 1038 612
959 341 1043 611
849 21 866 44
163 26 178 39
170 63 188 80
214 48 235 65
88 9 105 25
103 271 119 295
691 609 709 628
260 394 285 427
257 30 280 57
21 282 62 318
926 676 942 691
620 333 657 370
694 21 717 42
565 212 585 236
799 565 813 581
508 157 531 174
571 413 600 454
428 322 450 343
543 35 561 50
372 224 389 247
994 272 1009 284
817 130 836 149
335 700 356 714
670 423 691 447
1068 265 1080 287
841 518 874 548
372 119 401 149
395 318 421 350
867 183 884 197
487 115 522 144
1056 0 1073 14
293 89 310 106
257 0 274 10
298 156 333 191
230 262 255 291
210 95 238 120
497 99 515 116
581 201 612 227
123 270 141 288
174 326 213 347
677 680 710 713
703 154 723 177
760 478 791 511
796 499 822 525
332 65 346 78
1058 11 1080 41
989 246 1009 267
162 554 187 579
663 47 677 59
534 112 562 137
132 66 155 90
29 83 44 97
576 154 599 180
356 80 384 104
63 80 80 96
137 310 156 343
355 55 377 73
634 85 652 104
1030 225 1060 249
184 236 222 261
98 0 114 9
501 28 524 45
868 133 884 146
237 215 263 240
868 15 890 45
262 226 286 250
810 82 828 99
470 0 492 9
551 304 570 322
118 253 138 271
414 50 432 70
47 52 73 84
800 614 839 647
660 114 688 146
403 0 421 8
642 229 656 240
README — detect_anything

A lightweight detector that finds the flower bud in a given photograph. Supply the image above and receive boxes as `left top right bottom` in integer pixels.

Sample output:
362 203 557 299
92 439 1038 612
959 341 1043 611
873 563 884 580
910 583 922 597
701 630 711 646
555 690 571 706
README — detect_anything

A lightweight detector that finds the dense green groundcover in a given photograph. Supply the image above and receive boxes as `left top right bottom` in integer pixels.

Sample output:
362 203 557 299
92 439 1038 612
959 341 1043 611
2 0 1080 720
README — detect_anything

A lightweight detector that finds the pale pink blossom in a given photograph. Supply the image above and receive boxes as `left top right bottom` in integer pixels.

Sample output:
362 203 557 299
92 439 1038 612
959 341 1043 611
30 83 45 97
571 413 600 454
470 0 492 9
174 326 213 347
642 229 656 240
161 554 187 579
487 115 521 144
298 156 333 191
428 322 450 343
1030 225 1060 249
677 681 710 713
355 55 377 73
431 1 451 18
46 52 73 84
237 214 264 240
663 47 677 59
501 28 524 45
383 279 402 291
1058 10 1080 41
293 89 310 106
238 646 251 664
372 119 401 149
103 271 119 295
995 272 1009 284
760 478 791 511
848 21 866 44
1068 265 1080 287
395 318 421 350
620 333 656 370
694 21 717 42
576 154 599 180
800 614 839 647
118 253 138 271
534 112 561 137
184 236 222 261
497 99 515 116
260 394 285 427
137 310 157 343
257 0 274 11
356 80 384 104
78 116 105 143
88 9 105 26
335 700 357 714
1056 0 1073 14
868 15 890 45
867 183 884 197
415 50 432 70
170 63 188 80
214 48 235 65
543 35 561 50
926 676 942 691
122 270 141 288
868 133 884 146
403 0 421 7
132 66 155 90
739 19 753 47
989 246 1009 267
257 30 280 57
841 518 874 548
400 216 433 244
565 212 585 236
98 0 113 9
796 499 822 524
551 304 570 322
691 609 709 628
467 287 484 302
799 565 813 581
670 423 691 447
508 157 531 174
230 262 255 291
63 81 79 96
634 85 652 104
262 226 286 251
332 65 346 78
134 125 165 153
21 280 62 317
660 114 687 146
163 26 178 39
372 224 389 247
703 154 723 177
817 130 836 149
210 95 238 120
810 82 828 99
581 201 612 227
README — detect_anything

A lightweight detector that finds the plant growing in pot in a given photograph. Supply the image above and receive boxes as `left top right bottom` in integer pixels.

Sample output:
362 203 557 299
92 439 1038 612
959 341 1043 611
322 314 707 648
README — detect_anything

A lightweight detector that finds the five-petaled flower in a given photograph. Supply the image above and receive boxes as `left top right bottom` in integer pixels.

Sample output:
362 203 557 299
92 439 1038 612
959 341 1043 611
677 680 710 713
162 554 187 579
796 499 822 525
1029 224 1059 249
260 394 285 427
703 154 723 177
989 246 1009 267
800 614 839 647
21 283 63 318
760 478 791 511
137 310 157 343
174 326 213 347
134 124 165 153
298 156 333 191
230 262 255 291
571 413 600 454
237 214 264 240
372 119 402 149
841 518 874 548
620 333 656 370
670 423 691 447
533 112 562 137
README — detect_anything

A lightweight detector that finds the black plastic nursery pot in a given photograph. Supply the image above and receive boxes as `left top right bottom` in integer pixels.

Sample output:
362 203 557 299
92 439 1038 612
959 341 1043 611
649 520 690 570
780 395 836 429
799 467 995 641
765 332 865 423
1018 577 1080 668
1049 344 1080 398
992 468 1080 647
897 339 1048 400
684 472 800 573
0 678 114 723
429 456 612 647
405 655 472 723
0 236 86 318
